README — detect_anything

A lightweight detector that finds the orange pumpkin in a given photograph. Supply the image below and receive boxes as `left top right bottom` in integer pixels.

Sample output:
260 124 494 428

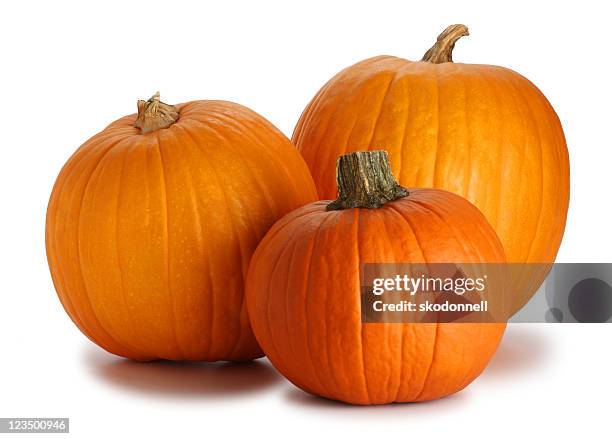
293 25 570 313
246 150 506 405
46 92 318 361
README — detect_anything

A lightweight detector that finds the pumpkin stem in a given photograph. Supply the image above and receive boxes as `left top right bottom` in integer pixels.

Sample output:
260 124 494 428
421 24 469 64
326 150 408 211
135 92 179 134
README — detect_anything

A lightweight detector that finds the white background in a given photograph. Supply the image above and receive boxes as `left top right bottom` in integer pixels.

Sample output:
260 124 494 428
1 0 610 437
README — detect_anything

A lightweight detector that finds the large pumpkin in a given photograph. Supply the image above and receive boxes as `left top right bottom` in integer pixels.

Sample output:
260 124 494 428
293 25 570 313
246 150 506 405
46 93 318 361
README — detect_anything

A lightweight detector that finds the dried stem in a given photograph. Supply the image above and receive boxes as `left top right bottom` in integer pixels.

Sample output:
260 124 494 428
327 151 408 211
135 92 179 134
421 24 469 64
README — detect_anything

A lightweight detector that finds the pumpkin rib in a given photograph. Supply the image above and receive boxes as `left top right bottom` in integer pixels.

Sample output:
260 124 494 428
47 142 109 343
414 324 439 401
475 67 511 231
386 203 429 262
182 116 314 359
409 194 491 263
156 130 188 360
501 70 542 264
451 325 485 395
545 102 570 256
231 114 308 210
48 130 131 336
372 208 405 402
207 133 258 359
385 202 440 400
76 138 149 357
482 68 532 261
431 63 444 190
363 68 399 152
173 132 210 356
265 232 302 380
128 140 179 357
215 115 277 357
399 65 418 186
138 140 180 358
112 142 148 355
194 112 305 216
295 58 395 195
463 68 475 201
492 69 531 255
378 206 427 401
402 194 506 399
248 208 325 374
174 123 239 359
489 67 514 230
421 191 506 264
372 63 417 183
314 211 350 401
511 74 546 264
129 135 182 359
520 78 569 263
267 220 307 370
354 208 373 404
253 206 330 392
334 79 377 184
281 229 304 385
481 70 506 230
395 202 442 401
178 123 249 359
414 63 441 187
196 106 285 162
78 137 153 359
183 117 278 229
297 214 329 393
394 64 419 184
352 59 408 157
313 72 370 189
177 129 216 358
91 141 162 359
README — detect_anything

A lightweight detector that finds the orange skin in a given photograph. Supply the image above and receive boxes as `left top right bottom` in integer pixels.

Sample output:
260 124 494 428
293 57 570 312
246 188 506 405
46 100 318 361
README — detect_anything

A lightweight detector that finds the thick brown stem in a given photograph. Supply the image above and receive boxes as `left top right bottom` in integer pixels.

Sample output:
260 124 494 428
326 151 408 211
421 24 469 64
135 92 179 134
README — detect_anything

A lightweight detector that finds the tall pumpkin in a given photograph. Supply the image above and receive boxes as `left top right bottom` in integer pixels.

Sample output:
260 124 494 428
246 151 506 405
293 25 570 313
46 93 318 361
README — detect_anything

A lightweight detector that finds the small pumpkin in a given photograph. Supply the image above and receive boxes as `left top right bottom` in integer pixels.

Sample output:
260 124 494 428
293 25 570 313
46 92 318 361
246 150 506 405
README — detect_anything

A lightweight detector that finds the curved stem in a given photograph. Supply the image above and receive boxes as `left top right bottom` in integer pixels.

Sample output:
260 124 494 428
421 24 469 64
135 92 179 134
326 151 408 211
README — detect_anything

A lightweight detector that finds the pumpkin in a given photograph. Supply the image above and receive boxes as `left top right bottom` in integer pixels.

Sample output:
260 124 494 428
246 150 506 405
46 92 318 361
293 25 570 313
